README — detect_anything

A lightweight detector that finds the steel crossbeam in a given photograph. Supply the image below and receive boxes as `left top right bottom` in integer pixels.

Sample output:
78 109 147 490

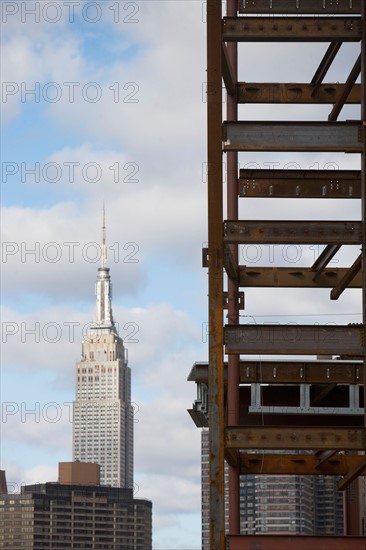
223 121 362 152
223 16 362 41
225 324 365 356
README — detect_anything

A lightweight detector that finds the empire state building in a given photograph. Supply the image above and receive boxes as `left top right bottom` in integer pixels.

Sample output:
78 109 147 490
72 212 133 488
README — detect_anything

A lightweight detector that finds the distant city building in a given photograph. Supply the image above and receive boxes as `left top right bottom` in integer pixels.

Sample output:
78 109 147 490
201 430 209 549
314 476 344 535
0 462 151 549
360 476 366 535
201 430 345 545
239 473 315 535
72 211 133 488
0 472 6 495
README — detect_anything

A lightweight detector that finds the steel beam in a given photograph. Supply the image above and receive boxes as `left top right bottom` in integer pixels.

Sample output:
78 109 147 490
238 267 362 289
329 54 361 121
237 82 361 105
338 457 366 490
311 42 342 94
223 17 362 42
237 453 366 476
222 43 236 96
227 534 365 550
249 405 363 416
226 426 366 450
239 169 361 198
223 121 362 152
239 0 362 14
223 245 238 282
224 220 362 245
312 244 342 275
331 254 362 300
188 360 364 385
225 324 365 356
240 360 364 384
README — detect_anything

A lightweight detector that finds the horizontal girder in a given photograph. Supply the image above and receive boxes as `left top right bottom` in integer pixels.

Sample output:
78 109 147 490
239 169 361 198
226 425 366 450
238 267 362 289
188 360 364 384
223 121 362 152
239 0 362 14
234 452 366 475
225 324 364 355
224 220 362 244
223 16 362 41
237 82 361 104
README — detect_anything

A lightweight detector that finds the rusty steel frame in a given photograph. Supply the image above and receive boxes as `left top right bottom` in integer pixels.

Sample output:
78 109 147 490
201 1 366 548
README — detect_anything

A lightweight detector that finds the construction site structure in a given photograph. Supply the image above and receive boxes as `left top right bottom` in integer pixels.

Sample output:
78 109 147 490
189 1 366 548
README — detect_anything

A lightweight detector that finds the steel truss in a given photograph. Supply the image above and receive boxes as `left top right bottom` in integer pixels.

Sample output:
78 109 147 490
192 0 366 548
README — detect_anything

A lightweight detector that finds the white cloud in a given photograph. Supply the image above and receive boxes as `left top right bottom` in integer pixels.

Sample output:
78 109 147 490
2 463 58 494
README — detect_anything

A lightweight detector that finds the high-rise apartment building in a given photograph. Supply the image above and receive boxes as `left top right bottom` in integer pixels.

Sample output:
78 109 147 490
0 462 151 549
73 213 133 488
201 430 345 546
239 474 315 535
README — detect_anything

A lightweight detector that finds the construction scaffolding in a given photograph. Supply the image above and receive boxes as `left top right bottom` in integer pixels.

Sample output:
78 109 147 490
189 1 366 548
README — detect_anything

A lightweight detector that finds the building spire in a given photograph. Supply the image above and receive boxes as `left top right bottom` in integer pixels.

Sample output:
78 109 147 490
90 204 116 333
101 202 106 269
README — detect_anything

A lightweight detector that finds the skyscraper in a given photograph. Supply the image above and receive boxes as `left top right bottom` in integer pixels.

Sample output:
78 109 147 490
73 211 133 488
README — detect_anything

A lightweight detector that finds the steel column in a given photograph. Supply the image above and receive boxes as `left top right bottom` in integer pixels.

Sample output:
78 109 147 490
226 0 240 537
207 2 225 548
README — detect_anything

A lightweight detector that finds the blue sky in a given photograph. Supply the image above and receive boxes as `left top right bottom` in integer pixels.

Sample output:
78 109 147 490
0 2 363 548
1 2 208 548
